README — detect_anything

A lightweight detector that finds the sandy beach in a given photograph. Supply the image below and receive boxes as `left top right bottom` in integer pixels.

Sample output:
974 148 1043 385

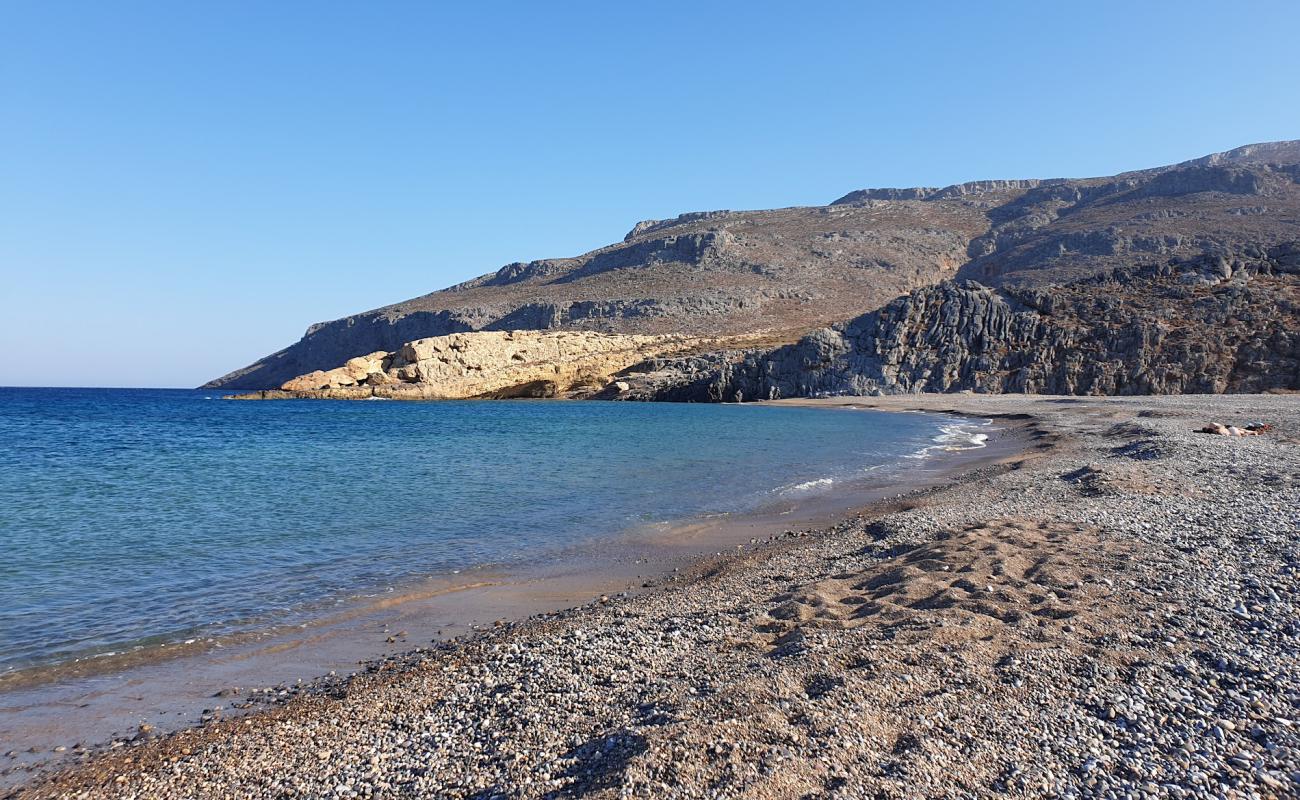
8 394 1300 799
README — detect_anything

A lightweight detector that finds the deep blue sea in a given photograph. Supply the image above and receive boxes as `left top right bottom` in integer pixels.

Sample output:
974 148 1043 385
0 388 972 674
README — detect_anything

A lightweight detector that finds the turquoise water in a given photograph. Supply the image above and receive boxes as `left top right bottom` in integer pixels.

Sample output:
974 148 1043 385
0 388 964 674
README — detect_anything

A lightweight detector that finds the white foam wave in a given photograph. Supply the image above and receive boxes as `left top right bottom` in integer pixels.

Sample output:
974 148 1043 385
909 419 994 459
775 477 835 494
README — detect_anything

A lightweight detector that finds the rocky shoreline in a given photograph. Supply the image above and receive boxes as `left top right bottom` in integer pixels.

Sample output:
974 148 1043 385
223 330 777 401
12 394 1300 799
223 257 1300 405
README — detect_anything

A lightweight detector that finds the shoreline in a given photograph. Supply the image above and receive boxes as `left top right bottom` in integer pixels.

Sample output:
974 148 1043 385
0 401 976 690
12 394 1299 798
0 409 1024 789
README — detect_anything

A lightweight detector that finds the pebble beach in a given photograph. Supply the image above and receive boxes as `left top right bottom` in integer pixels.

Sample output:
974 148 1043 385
10 394 1300 800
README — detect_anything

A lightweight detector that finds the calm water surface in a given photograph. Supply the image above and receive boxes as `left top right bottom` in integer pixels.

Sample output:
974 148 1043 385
0 388 963 673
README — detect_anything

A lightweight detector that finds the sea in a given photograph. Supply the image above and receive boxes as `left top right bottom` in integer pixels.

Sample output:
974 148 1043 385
0 388 988 677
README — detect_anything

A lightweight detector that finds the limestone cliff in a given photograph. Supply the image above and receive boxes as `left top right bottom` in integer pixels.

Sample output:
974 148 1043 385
610 245 1300 401
227 330 733 401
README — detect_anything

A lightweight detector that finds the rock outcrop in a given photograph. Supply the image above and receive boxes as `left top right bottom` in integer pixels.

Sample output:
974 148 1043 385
204 140 1300 393
228 330 731 401
611 248 1300 401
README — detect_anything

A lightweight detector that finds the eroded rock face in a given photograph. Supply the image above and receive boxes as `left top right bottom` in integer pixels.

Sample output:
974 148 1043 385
229 331 721 400
618 252 1300 401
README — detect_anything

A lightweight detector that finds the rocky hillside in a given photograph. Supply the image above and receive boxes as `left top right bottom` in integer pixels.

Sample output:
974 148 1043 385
205 140 1300 390
204 204 984 389
610 246 1300 401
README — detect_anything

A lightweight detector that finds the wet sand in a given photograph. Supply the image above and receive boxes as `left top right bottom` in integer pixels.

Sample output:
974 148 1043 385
0 409 1023 788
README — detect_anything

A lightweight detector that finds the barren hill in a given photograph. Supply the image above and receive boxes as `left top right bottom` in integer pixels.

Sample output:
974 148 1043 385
203 141 1300 390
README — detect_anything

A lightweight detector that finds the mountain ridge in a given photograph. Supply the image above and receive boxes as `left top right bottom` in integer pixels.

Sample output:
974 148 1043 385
203 140 1300 390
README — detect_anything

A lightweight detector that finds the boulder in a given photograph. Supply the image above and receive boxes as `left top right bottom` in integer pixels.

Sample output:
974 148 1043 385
342 352 389 381
280 371 332 392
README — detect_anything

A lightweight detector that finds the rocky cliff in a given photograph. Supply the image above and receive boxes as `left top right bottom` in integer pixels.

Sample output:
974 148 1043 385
609 245 1300 401
204 140 1300 390
227 330 732 401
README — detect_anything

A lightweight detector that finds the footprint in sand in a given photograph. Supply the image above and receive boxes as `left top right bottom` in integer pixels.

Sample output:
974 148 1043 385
755 518 1130 654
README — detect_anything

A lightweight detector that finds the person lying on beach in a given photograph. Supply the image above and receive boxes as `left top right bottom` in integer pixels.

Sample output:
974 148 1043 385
1197 422 1266 436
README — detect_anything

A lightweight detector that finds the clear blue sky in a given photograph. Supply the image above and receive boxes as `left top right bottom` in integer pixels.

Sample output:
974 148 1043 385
3 1 1298 387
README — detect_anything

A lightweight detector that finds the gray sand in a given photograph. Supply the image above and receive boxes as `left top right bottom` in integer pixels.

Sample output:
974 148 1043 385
11 394 1300 799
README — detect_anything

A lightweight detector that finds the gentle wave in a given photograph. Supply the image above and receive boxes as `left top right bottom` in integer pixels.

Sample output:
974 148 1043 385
908 419 994 459
775 477 835 494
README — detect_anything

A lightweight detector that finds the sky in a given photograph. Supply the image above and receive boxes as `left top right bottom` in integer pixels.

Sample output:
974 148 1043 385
2 1 1299 388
